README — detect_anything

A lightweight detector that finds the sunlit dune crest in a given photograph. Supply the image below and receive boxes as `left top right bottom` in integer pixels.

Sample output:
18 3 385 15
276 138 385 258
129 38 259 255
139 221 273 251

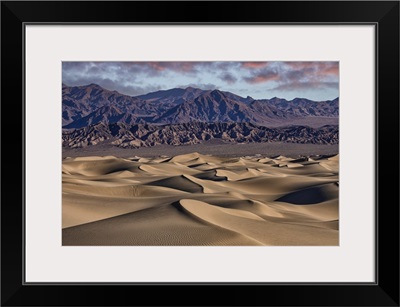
62 153 339 246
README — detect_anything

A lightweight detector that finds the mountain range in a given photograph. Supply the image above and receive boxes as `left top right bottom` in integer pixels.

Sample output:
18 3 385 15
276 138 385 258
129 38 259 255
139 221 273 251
62 83 339 148
62 83 338 128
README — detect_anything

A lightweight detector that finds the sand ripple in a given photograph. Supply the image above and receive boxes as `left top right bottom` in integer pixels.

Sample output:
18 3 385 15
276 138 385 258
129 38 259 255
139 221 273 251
62 153 339 245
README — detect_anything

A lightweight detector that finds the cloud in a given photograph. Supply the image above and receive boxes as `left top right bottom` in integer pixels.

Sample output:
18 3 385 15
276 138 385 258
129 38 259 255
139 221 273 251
240 62 338 86
62 74 162 97
62 61 339 100
243 68 280 84
63 62 220 86
134 61 234 75
285 70 306 81
321 65 339 75
272 81 339 91
95 79 163 96
284 62 339 79
264 62 340 93
144 62 199 73
241 62 270 69
63 61 233 94
219 72 237 84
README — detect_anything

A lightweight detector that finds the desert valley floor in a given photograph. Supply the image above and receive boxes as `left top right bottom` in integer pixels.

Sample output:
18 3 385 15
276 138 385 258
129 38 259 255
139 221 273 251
62 148 339 246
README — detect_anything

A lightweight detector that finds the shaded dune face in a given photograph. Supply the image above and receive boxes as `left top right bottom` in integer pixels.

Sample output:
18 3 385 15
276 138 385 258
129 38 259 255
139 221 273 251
62 152 339 246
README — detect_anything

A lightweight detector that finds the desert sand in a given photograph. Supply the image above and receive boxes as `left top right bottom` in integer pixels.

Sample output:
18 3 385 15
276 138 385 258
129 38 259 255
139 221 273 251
62 152 339 246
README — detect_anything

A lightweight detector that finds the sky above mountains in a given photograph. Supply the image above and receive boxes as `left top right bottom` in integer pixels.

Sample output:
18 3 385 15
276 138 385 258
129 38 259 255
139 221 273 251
62 61 339 101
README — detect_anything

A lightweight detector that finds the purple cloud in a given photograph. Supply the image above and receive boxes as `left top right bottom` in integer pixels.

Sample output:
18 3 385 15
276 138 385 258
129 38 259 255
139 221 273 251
220 72 237 84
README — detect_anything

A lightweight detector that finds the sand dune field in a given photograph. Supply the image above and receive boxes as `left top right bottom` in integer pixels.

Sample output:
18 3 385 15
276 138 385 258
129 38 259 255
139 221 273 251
62 152 339 246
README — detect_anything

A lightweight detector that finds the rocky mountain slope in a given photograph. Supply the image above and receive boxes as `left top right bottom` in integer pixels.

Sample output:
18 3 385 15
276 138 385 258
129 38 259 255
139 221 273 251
62 84 339 129
62 122 339 149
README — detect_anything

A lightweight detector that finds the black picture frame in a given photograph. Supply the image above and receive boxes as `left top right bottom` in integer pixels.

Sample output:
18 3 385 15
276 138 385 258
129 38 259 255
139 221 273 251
1 1 399 306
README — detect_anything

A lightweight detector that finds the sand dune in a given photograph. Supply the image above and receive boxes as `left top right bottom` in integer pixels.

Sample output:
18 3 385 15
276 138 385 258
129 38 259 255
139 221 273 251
62 152 339 246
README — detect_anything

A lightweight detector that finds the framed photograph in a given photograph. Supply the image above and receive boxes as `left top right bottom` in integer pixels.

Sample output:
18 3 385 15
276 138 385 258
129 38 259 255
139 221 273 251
1 1 399 306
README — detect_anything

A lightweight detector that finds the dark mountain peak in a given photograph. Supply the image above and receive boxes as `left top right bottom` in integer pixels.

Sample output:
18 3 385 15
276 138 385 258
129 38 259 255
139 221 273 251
135 87 206 111
190 89 230 106
218 91 255 104
184 86 200 91
87 83 102 88
136 88 185 100
80 83 105 93
269 97 288 103
291 97 309 103
182 87 205 96
210 89 222 94
209 89 226 100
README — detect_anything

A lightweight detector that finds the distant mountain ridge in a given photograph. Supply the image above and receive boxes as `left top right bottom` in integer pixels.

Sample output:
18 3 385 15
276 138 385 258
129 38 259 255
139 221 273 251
62 83 339 129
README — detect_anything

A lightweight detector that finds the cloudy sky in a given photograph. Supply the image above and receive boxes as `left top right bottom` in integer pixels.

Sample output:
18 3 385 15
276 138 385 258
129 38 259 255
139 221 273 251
62 61 339 101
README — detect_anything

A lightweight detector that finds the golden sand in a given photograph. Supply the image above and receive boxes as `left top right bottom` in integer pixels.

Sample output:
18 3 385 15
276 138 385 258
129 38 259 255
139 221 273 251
62 152 339 246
